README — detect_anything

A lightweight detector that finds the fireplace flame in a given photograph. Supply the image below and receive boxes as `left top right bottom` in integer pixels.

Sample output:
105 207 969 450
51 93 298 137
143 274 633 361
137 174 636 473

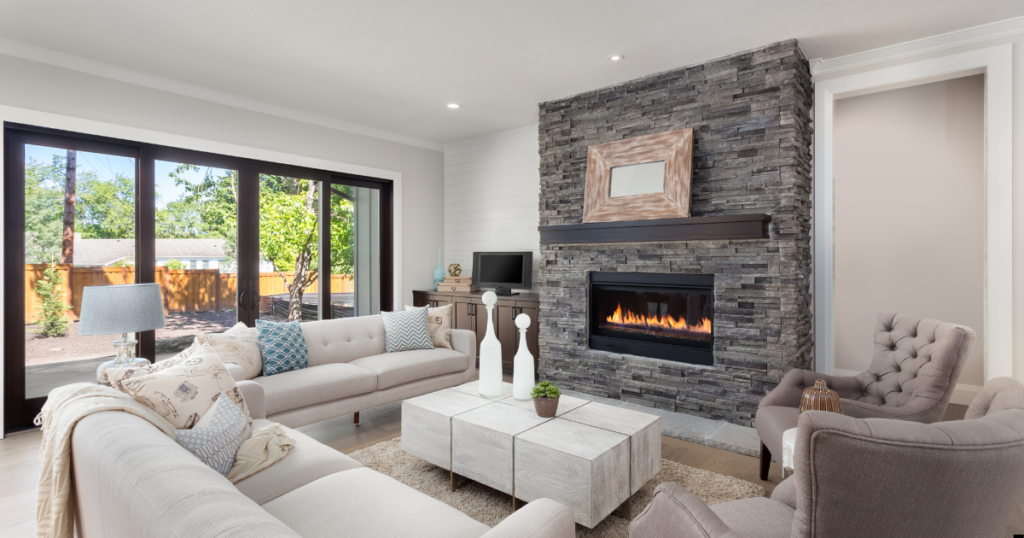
605 304 712 335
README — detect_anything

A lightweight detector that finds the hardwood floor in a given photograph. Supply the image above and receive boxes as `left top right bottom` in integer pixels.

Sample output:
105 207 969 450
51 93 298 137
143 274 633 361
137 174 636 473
2 401 1020 537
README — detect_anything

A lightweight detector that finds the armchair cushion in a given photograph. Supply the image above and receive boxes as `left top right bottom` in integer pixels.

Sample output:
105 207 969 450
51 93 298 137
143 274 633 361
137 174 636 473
769 476 797 510
629 482 729 538
754 405 798 463
711 497 793 538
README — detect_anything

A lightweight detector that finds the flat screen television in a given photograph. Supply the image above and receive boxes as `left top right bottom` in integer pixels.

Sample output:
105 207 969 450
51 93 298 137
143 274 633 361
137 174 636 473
471 251 532 296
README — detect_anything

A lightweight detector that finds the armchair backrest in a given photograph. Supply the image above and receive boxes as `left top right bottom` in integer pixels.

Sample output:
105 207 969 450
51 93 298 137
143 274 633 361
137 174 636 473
791 377 1024 538
851 311 975 420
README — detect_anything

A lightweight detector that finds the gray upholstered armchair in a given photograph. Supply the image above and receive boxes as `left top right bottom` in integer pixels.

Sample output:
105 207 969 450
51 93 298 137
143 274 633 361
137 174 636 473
756 311 975 479
629 377 1024 538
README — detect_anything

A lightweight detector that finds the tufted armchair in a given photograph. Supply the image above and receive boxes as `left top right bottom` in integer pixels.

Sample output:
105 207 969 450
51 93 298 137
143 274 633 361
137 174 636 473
629 377 1024 538
756 311 975 480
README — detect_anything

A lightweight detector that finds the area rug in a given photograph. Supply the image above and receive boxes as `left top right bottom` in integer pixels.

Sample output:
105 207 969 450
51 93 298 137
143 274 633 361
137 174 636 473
349 437 765 538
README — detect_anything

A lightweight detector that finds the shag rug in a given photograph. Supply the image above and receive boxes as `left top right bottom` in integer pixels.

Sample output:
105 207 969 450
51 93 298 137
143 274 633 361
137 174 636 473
349 437 765 538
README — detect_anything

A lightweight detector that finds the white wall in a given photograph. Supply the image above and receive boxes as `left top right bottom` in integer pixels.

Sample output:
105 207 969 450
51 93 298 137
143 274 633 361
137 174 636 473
833 76 985 390
0 52 445 308
813 26 1024 389
443 126 540 290
0 53 445 433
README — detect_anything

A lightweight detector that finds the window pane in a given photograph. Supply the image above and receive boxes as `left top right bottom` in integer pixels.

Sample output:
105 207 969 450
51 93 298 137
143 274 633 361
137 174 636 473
24 145 135 398
337 185 380 317
153 161 239 359
258 174 320 321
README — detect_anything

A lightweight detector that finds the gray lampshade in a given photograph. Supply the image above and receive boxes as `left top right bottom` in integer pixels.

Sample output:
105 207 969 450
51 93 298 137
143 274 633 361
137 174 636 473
77 283 167 336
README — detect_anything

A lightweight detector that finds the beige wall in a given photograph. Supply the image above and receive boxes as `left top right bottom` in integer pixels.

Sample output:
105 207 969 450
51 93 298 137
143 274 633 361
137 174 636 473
0 52 445 309
813 30 1024 387
833 76 985 386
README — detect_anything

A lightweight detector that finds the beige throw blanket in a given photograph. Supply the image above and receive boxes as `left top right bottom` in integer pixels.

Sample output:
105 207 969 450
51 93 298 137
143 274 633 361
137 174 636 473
34 383 295 538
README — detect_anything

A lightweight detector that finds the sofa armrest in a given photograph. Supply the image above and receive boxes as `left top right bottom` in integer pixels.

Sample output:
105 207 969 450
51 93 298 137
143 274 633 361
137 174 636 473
226 363 245 382
237 380 265 420
480 498 574 538
630 483 729 538
451 329 476 366
760 369 862 409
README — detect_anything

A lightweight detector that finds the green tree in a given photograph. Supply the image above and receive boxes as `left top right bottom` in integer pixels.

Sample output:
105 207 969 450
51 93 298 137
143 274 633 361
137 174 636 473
24 156 69 263
163 259 186 270
32 260 70 338
259 177 353 321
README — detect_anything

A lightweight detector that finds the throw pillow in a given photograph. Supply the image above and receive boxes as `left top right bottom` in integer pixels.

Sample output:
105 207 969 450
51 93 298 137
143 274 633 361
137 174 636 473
175 392 252 477
381 307 434 353
107 344 251 429
195 322 263 380
256 319 309 376
405 304 452 349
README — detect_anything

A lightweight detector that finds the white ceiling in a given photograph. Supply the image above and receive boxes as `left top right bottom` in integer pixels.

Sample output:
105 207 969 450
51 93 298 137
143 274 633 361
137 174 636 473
1 1 1021 148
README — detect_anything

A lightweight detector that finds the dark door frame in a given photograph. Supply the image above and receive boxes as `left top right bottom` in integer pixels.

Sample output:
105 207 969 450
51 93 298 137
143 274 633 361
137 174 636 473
3 122 394 433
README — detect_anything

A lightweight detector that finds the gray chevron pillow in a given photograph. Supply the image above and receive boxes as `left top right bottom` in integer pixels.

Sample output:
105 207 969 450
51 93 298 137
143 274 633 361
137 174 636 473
176 392 252 476
381 307 434 353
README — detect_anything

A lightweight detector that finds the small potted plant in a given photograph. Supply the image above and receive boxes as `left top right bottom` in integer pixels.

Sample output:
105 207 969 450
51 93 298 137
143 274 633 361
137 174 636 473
531 381 562 418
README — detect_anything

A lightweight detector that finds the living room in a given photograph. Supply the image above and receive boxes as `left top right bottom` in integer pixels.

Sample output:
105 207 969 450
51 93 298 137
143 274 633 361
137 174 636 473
2 2 1024 537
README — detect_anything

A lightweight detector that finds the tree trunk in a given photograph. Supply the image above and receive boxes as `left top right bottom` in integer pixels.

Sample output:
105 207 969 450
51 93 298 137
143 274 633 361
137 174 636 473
287 279 304 321
61 150 76 264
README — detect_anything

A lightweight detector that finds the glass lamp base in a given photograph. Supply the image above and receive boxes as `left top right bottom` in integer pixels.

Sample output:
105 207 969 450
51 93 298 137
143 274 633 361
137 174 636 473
96 335 148 386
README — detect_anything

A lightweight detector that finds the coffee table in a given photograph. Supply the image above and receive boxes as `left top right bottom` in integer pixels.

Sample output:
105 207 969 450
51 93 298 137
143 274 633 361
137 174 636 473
401 381 661 528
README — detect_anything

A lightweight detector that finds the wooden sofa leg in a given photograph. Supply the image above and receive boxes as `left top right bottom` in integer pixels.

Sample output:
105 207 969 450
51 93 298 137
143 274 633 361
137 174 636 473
354 412 360 425
759 442 771 481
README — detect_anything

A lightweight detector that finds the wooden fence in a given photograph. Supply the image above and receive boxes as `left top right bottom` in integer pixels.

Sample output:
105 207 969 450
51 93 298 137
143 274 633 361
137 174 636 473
24 264 353 323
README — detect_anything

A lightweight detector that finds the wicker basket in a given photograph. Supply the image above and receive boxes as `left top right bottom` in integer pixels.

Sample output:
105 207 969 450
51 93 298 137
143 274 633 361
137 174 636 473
799 379 843 414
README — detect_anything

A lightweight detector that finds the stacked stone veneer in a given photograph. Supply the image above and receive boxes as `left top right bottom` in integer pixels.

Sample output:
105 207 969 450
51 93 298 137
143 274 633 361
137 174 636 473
537 40 813 426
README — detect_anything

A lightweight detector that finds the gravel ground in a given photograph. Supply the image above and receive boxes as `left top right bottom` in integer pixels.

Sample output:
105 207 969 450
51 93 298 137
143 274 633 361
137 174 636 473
25 310 239 366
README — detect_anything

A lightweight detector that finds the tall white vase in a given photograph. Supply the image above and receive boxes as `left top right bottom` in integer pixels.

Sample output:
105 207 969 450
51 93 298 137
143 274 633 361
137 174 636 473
512 313 535 400
478 291 504 398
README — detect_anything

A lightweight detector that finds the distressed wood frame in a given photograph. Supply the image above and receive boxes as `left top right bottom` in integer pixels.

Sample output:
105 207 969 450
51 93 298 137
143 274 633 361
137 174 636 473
582 128 693 223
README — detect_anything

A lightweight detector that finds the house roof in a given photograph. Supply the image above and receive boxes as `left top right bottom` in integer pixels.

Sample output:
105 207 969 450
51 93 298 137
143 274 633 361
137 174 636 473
73 237 226 265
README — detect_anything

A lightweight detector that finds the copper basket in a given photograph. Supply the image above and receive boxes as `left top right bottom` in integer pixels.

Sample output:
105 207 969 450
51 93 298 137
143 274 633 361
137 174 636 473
799 379 843 414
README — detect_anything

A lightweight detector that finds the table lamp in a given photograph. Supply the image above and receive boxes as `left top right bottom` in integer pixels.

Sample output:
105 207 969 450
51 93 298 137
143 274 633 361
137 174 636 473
78 283 167 385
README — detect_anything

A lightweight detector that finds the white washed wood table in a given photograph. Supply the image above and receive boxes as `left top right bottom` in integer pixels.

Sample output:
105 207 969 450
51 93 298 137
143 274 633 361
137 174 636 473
401 381 662 528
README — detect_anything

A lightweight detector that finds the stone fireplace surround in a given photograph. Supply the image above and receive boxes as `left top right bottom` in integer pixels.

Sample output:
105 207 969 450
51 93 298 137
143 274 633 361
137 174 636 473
537 40 814 427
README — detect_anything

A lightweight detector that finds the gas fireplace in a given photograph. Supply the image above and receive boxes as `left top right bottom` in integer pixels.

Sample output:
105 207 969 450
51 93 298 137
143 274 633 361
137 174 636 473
589 273 714 365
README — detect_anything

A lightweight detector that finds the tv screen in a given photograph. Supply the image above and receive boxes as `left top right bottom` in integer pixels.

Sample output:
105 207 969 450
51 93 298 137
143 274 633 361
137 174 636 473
472 252 532 289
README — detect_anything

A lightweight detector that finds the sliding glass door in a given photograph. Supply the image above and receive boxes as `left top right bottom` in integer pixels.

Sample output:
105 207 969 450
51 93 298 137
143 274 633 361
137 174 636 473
3 123 393 432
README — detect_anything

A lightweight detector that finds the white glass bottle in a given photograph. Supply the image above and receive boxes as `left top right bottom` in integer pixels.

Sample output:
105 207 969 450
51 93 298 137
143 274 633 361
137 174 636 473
512 313 535 400
478 291 504 398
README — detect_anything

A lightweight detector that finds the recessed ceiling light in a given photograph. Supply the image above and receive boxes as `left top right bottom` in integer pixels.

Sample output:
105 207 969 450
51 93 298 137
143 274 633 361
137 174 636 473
447 103 460 109
609 54 624 61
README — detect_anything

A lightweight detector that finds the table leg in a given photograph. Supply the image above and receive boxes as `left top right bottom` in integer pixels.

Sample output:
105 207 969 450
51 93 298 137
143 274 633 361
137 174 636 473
450 471 468 492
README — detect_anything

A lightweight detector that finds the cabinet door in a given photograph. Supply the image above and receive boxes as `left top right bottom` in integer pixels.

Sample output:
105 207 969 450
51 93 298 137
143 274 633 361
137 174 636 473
427 295 452 308
473 301 488 364
452 300 475 331
412 292 431 308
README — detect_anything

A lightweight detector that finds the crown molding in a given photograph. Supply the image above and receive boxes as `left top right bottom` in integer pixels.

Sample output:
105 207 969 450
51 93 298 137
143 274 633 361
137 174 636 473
810 16 1024 76
0 38 443 152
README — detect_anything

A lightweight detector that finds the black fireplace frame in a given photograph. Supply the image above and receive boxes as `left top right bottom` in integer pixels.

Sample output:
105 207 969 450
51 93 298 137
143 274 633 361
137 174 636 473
588 272 714 365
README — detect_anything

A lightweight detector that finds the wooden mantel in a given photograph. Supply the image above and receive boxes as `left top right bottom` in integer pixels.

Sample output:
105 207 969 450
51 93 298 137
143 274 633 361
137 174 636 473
538 214 770 245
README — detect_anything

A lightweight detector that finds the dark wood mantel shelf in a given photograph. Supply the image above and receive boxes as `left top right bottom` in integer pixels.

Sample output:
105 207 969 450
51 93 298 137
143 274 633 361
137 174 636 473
538 214 770 245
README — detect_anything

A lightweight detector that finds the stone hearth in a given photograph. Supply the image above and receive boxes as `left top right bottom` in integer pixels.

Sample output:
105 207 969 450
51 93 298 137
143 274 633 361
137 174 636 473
536 40 813 426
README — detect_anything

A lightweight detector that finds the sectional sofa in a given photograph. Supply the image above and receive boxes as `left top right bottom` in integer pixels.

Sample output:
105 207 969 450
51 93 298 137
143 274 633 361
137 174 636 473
71 380 575 538
226 314 479 428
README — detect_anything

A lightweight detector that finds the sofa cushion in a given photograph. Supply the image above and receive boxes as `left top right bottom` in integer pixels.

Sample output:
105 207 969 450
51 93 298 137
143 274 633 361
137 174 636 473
263 468 489 538
255 363 377 416
350 348 469 390
301 315 387 366
381 307 435 353
175 392 252 476
235 419 363 504
257 320 310 376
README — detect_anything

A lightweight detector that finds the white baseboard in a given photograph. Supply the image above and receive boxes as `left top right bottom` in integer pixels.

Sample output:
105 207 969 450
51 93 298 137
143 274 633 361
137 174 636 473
832 369 979 407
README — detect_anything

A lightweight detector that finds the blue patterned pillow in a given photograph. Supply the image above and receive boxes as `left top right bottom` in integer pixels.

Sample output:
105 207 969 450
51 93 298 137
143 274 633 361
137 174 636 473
176 392 251 476
381 308 434 353
256 320 309 376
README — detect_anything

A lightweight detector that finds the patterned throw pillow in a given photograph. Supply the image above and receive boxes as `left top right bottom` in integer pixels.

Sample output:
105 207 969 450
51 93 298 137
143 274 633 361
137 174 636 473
405 304 452 349
256 320 309 376
176 392 252 476
381 307 434 353
107 344 251 429
195 322 263 380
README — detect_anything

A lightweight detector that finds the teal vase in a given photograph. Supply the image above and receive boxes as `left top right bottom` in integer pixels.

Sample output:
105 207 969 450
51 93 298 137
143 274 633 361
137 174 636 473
433 248 445 291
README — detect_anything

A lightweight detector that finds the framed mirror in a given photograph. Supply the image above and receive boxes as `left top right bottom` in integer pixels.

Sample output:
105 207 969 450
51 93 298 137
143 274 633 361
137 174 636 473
582 128 693 223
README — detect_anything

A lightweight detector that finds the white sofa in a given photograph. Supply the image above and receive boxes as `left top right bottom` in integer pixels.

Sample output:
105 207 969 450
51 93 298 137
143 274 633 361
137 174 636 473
71 381 576 538
228 315 478 428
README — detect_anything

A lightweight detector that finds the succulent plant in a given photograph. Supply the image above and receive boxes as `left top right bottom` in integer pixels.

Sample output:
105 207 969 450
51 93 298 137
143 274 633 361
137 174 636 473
531 380 562 399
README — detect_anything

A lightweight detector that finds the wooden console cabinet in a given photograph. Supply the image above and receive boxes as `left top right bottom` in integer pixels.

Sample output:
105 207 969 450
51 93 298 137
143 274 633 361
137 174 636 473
413 290 539 376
